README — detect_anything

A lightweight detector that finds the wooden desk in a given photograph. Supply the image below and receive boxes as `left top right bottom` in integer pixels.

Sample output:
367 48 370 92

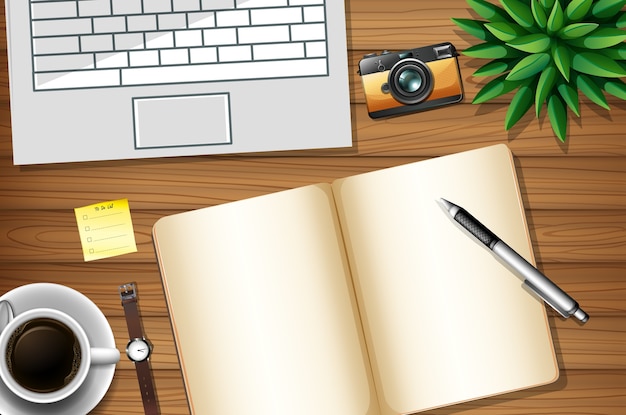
0 1 624 413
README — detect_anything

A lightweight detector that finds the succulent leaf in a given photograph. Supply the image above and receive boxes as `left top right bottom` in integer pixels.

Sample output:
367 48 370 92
576 73 611 109
451 18 496 41
485 21 530 41
547 0 565 35
473 74 526 103
598 43 626 60
557 23 599 40
535 64 558 116
571 51 626 77
500 0 535 28
601 10 626 26
467 0 513 22
591 0 626 20
566 28 626 49
504 80 535 130
551 43 572 80
594 78 626 100
540 0 556 10
617 12 626 28
565 0 593 22
547 93 567 142
473 59 520 76
557 79 581 116
464 42 525 58
506 52 551 80
531 0 548 28
507 33 552 52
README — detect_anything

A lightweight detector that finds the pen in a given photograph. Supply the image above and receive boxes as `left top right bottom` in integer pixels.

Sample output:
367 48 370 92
438 198 589 324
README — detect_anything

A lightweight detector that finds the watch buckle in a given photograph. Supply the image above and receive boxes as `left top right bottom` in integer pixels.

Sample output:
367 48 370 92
119 282 137 301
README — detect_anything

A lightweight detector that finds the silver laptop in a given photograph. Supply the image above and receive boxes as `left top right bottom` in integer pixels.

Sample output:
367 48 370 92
6 0 352 165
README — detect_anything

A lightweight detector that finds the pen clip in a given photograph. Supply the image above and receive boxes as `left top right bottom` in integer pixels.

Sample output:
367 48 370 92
523 279 569 318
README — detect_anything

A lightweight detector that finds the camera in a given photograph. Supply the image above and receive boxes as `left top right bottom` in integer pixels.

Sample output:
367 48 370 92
358 42 464 119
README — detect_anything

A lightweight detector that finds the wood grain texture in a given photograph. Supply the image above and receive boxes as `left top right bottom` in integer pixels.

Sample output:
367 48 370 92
0 210 624 263
0 0 624 413
0 157 624 210
92 370 190 415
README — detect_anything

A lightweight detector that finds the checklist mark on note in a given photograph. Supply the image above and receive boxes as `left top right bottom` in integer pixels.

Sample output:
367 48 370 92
74 198 137 261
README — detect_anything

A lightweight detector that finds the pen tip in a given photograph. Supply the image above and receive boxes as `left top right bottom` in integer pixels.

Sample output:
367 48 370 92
438 198 453 211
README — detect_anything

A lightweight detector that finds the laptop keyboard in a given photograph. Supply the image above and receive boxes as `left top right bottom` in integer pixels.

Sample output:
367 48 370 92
29 0 329 90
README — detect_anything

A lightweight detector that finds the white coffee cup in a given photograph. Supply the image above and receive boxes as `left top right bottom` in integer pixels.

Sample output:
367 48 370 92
0 308 120 404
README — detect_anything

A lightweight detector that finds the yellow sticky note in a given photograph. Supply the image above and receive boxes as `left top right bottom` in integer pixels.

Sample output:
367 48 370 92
74 198 138 261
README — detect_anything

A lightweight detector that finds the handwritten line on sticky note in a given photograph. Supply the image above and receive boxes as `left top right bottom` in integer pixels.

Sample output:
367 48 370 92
74 198 137 261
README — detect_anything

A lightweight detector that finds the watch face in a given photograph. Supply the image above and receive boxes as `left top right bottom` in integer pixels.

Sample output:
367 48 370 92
126 338 151 362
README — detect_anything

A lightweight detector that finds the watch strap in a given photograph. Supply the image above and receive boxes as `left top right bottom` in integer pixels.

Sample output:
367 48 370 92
136 360 159 415
119 283 160 415
119 283 143 340
122 298 143 340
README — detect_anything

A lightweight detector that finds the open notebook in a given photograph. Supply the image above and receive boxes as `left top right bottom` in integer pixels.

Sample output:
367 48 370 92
152 144 558 414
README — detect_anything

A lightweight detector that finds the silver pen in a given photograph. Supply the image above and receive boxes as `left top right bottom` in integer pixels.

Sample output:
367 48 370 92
439 198 589 323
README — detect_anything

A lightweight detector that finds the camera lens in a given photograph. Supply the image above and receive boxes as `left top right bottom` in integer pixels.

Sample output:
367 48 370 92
388 59 433 105
398 70 422 93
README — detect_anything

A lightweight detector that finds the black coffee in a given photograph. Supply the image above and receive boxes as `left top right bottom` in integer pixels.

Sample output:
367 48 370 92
5 318 81 393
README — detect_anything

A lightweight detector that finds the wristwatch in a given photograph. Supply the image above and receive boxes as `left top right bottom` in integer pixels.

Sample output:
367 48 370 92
119 282 159 415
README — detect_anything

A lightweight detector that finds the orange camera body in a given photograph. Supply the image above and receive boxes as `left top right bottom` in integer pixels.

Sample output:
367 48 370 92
359 43 464 118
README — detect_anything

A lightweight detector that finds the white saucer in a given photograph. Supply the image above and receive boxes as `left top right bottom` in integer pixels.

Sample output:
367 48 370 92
0 283 117 415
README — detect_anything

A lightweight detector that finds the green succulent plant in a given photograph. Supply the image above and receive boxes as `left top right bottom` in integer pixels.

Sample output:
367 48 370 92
452 0 626 142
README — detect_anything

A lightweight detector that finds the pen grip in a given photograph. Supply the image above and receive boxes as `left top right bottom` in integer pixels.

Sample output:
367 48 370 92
454 209 499 249
492 241 579 317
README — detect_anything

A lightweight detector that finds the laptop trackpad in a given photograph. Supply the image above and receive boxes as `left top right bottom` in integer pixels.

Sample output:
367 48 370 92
133 93 232 149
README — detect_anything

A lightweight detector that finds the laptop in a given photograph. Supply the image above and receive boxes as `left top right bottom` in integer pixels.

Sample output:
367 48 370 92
5 0 352 165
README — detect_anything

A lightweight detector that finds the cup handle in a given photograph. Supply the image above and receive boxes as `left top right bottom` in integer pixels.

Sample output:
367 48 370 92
90 347 120 365
0 300 14 333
